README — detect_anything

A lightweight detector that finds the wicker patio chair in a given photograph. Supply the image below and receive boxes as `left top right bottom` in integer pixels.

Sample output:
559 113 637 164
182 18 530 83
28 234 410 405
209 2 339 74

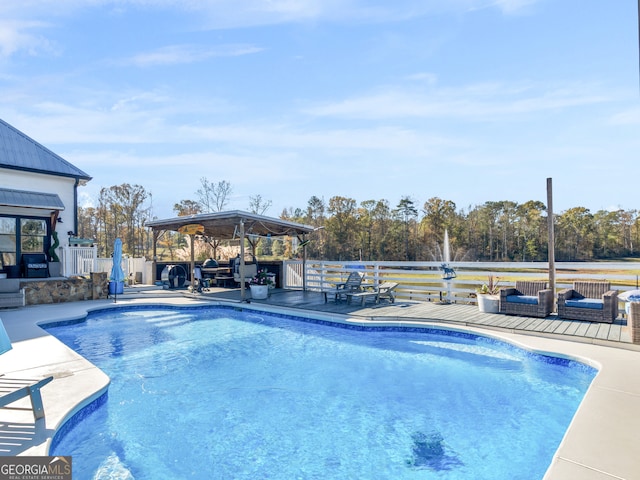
557 281 618 323
629 302 640 344
499 280 553 318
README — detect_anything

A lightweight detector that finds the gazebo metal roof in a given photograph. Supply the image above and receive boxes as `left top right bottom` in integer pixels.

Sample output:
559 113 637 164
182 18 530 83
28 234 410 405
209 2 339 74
145 210 315 238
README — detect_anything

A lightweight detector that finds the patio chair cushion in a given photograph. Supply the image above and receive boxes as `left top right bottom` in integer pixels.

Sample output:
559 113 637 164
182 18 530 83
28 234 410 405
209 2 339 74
565 298 604 310
0 279 20 293
505 295 538 305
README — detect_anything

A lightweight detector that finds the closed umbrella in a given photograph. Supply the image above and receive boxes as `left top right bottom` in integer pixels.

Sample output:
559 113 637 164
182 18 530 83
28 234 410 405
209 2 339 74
110 238 125 302
619 289 640 302
0 319 12 355
620 289 640 315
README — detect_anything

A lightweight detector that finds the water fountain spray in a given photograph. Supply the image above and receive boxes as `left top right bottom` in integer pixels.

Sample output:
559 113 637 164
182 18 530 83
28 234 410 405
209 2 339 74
438 230 456 303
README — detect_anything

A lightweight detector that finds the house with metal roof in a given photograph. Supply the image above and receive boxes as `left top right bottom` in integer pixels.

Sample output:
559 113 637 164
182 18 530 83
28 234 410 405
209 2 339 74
0 118 92 279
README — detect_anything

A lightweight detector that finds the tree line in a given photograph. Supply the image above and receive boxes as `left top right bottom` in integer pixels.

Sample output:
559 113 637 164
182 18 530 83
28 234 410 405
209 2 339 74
77 180 640 262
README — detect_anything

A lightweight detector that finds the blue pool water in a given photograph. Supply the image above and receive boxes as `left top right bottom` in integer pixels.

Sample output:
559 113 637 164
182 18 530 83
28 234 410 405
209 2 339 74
46 306 596 480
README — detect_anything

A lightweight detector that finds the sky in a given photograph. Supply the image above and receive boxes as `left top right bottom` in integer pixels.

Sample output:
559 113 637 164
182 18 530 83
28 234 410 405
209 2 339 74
1 0 638 220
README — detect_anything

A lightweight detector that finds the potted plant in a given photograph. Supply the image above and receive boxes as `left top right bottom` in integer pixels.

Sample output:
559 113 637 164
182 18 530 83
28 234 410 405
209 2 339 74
48 231 62 277
476 274 501 313
249 269 273 300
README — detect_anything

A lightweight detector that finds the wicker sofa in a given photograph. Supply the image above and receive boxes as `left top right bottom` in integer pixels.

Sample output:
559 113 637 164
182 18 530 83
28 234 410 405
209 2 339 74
0 279 25 308
557 281 618 323
499 280 554 318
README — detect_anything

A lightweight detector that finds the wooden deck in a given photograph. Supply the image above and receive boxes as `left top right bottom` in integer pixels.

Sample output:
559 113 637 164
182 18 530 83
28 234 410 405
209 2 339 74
178 287 634 347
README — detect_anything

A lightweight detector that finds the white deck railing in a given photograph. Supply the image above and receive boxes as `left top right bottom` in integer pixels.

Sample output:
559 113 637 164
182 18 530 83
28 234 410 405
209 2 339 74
60 246 97 277
59 248 640 306
283 260 640 305
60 246 151 284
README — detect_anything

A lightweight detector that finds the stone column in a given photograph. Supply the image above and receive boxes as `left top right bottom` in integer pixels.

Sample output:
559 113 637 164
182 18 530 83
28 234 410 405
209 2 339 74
91 272 108 300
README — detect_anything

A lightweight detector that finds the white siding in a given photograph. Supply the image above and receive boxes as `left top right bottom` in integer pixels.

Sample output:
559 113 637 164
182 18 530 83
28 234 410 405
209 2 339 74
0 167 77 246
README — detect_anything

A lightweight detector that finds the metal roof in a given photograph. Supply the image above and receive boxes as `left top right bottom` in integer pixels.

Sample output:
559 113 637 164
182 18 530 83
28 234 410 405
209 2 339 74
146 210 315 239
0 118 92 182
0 187 65 210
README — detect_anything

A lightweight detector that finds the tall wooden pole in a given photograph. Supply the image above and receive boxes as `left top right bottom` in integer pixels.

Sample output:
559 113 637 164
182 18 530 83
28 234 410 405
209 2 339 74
547 178 556 309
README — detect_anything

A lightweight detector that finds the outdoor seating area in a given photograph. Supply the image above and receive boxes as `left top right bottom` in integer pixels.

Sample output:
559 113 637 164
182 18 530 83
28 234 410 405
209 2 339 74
499 280 553 318
315 271 625 324
557 281 619 323
495 280 623 323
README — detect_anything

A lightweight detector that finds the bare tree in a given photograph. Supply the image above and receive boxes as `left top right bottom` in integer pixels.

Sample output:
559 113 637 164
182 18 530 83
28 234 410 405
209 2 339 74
196 178 232 213
248 194 272 215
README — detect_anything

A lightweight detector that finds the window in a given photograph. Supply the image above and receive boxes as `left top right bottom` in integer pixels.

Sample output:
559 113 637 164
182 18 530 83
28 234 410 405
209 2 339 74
0 217 17 268
20 218 47 253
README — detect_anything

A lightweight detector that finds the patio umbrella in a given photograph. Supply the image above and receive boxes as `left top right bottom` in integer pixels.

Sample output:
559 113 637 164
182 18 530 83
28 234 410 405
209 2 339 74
619 289 640 302
0 319 12 355
110 238 125 302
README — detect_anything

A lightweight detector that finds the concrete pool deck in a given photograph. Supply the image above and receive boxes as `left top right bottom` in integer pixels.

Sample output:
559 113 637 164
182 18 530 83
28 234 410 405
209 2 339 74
1 288 640 479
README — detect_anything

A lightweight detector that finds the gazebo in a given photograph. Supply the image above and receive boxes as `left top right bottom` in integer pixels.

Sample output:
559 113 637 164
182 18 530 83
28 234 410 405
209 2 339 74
146 210 316 300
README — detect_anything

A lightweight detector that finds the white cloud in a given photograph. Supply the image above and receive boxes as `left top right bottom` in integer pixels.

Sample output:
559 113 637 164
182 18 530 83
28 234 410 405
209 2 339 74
491 0 538 15
609 106 640 125
186 0 542 28
0 20 56 57
121 44 264 67
178 123 453 154
304 82 611 120
1 0 544 34
0 0 544 66
3 91 454 156
405 72 439 84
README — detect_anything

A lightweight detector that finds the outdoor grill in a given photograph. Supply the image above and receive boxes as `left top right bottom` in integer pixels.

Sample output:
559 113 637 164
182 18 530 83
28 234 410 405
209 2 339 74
160 265 186 289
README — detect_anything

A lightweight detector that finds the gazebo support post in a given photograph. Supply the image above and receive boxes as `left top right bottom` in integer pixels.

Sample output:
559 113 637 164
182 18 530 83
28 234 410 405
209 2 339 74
302 236 307 292
239 219 246 301
152 230 160 283
190 233 195 290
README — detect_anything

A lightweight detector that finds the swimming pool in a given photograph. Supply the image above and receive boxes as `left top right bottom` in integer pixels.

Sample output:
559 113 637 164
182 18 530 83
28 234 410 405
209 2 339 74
46 306 596 480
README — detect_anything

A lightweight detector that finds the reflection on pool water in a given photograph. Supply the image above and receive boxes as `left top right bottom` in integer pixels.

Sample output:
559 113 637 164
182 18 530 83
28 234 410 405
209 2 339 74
46 306 596 480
